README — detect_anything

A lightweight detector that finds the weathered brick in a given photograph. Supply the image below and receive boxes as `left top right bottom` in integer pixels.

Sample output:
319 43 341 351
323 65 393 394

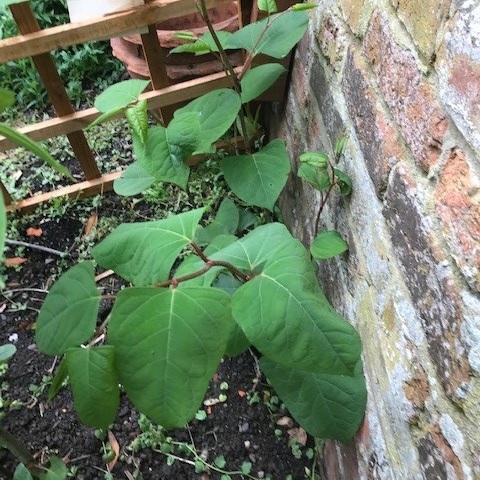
315 9 348 72
310 57 344 146
435 148 480 291
338 0 374 37
364 11 448 173
342 49 403 198
437 4 480 153
391 0 450 60
417 424 464 480
383 165 471 400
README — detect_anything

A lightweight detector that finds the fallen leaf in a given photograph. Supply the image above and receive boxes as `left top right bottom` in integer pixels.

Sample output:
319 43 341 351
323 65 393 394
238 390 246 398
204 397 221 406
107 430 120 471
26 227 42 237
276 416 294 428
287 427 307 446
84 214 98 236
4 257 28 267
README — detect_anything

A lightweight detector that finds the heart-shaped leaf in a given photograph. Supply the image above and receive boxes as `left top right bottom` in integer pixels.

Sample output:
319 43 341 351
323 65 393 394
108 286 232 428
196 198 239 245
261 358 367 442
125 99 148 143
95 79 149 112
66 346 119 428
240 63 286 103
227 11 309 58
93 208 205 285
220 139 291 210
311 230 348 259
36 262 100 355
114 161 155 196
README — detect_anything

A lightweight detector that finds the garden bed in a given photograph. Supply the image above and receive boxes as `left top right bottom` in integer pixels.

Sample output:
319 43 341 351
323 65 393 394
0 150 321 479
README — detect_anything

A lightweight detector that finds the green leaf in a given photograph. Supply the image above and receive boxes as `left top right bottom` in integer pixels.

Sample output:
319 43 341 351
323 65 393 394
113 161 155 196
297 163 331 191
258 0 278 13
220 139 291 210
0 343 16 362
196 198 239 244
299 151 328 168
291 3 317 10
36 262 100 355
175 89 241 152
334 168 352 196
227 11 309 59
207 223 361 375
125 99 148 143
261 358 367 442
39 456 67 480
13 464 33 480
87 105 125 130
0 124 73 181
214 455 227 468
108 287 233 428
94 79 149 112
0 0 26 6
134 117 198 190
66 346 119 428
241 461 252 474
0 87 14 112
335 133 348 157
48 356 68 401
310 230 348 259
171 31 233 56
93 208 205 286
240 63 285 103
225 321 250 356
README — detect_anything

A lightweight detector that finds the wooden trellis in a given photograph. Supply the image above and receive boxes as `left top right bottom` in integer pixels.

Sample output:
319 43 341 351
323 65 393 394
0 0 288 212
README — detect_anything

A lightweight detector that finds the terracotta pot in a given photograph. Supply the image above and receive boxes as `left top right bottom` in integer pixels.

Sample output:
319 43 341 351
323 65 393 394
110 2 243 81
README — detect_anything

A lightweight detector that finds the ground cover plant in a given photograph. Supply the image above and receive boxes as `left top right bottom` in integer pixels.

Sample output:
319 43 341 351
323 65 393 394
0 0 367 477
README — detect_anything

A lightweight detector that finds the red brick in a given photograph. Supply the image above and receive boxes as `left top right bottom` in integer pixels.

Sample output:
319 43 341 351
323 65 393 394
435 148 480 291
364 11 448 173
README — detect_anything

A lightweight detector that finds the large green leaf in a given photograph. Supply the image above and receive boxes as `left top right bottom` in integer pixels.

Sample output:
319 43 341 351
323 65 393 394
13 463 33 480
196 198 239 244
311 230 348 259
175 89 241 151
232 269 361 376
134 116 199 189
108 287 232 428
220 139 291 210
36 262 100 355
297 163 331 191
240 63 285 103
0 124 73 180
94 79 149 112
93 208 205 286
66 346 119 429
261 358 367 442
114 161 155 196
227 11 309 58
40 456 67 480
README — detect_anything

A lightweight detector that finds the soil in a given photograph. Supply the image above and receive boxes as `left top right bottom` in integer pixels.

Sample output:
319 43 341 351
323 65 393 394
0 192 321 480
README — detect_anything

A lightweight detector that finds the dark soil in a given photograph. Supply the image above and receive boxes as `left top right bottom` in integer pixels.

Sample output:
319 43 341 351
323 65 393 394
0 193 319 480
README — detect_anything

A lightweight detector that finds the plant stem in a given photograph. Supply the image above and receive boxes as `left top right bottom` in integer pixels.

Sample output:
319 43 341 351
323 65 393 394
314 165 337 237
197 0 251 152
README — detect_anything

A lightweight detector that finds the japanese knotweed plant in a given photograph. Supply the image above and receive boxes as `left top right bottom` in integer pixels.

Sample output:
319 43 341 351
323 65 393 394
35 0 367 443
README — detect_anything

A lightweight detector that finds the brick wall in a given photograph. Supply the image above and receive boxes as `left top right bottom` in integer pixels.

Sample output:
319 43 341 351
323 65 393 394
274 1 480 478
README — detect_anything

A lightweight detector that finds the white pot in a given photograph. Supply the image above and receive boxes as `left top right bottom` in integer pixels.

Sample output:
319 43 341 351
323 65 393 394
67 0 147 33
